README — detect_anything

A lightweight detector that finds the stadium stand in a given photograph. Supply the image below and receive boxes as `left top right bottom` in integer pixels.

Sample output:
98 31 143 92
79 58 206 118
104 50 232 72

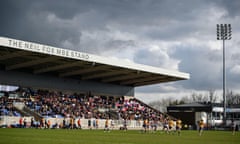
0 87 170 129
0 37 189 129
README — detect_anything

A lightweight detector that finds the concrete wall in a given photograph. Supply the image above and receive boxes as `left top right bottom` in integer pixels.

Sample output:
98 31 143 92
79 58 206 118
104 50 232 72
0 70 134 96
0 116 146 130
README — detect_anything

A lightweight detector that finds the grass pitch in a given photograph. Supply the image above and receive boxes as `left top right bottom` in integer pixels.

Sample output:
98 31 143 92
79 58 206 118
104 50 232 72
0 129 239 144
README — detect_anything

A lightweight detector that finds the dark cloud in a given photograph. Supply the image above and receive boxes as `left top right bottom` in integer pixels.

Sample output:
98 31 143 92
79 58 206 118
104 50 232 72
133 48 168 68
0 1 29 38
171 46 223 91
0 0 82 49
231 53 240 63
105 40 136 51
0 0 240 98
173 44 239 92
0 0 216 45
218 0 240 17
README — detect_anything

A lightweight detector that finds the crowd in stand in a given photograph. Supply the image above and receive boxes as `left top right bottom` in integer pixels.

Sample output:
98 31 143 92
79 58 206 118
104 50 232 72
0 94 22 117
117 98 165 122
1 88 167 124
25 90 114 119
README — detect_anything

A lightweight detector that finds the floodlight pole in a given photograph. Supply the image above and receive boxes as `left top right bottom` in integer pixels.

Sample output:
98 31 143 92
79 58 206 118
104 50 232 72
216 24 232 126
222 37 226 125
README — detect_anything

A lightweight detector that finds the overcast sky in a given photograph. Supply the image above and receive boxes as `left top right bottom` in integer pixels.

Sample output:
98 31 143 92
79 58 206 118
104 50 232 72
1 0 240 103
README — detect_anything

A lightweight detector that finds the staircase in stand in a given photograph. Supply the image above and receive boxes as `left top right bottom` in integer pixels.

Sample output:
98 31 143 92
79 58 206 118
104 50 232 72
13 102 42 121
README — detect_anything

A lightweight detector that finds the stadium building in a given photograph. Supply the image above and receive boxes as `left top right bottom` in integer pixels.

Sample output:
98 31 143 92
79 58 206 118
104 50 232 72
0 36 189 129
167 102 240 130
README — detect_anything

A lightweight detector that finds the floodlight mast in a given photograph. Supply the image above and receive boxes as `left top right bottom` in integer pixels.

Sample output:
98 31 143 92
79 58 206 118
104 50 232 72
216 24 232 126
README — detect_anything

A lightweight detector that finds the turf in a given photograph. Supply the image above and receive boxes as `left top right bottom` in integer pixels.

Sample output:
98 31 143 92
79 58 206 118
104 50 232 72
0 129 239 144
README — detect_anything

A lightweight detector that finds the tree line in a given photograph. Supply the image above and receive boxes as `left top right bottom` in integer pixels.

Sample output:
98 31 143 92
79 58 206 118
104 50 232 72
148 90 240 112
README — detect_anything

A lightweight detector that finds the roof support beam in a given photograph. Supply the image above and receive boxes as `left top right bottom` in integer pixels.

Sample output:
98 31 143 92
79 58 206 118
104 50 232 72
34 61 83 74
81 70 131 80
6 56 59 70
134 77 177 86
102 72 149 83
120 75 164 85
0 51 29 60
59 65 109 77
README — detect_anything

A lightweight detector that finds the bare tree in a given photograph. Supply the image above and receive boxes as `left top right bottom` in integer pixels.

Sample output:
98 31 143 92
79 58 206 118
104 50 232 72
191 92 208 102
148 97 174 112
208 89 217 103
226 90 240 105
148 90 240 114
189 90 217 103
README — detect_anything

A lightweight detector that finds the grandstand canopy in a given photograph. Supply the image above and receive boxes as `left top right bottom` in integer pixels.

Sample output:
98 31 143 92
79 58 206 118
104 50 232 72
0 37 189 87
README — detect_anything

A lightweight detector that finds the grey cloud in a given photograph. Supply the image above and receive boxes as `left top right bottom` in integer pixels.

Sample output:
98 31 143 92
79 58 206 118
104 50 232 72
207 50 222 62
217 0 240 17
231 53 240 63
172 47 223 91
0 0 240 97
174 45 239 92
0 0 82 50
227 69 240 90
0 0 217 41
133 48 167 67
105 40 136 50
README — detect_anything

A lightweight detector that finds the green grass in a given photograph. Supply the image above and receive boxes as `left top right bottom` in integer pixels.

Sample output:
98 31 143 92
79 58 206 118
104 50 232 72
0 129 239 144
